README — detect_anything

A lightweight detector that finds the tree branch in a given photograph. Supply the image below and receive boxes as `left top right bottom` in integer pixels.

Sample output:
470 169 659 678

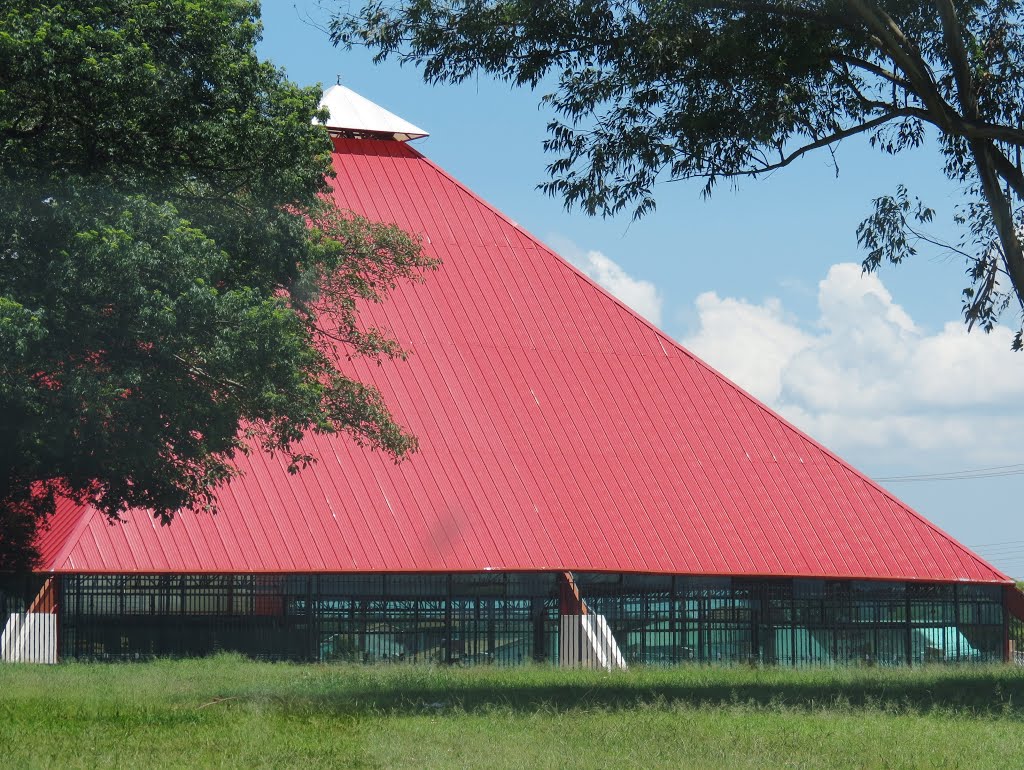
934 0 979 118
971 141 1024 313
989 145 1024 201
676 110 919 181
845 0 956 131
836 54 1024 147
708 0 856 30
171 354 247 394
905 223 976 262
954 118 1024 145
833 53 914 93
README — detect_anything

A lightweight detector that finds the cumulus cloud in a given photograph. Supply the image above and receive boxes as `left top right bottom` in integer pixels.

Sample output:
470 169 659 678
683 263 1024 468
686 294 813 405
548 236 663 325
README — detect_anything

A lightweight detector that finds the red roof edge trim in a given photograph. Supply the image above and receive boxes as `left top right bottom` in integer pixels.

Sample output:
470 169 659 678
35 566 1012 584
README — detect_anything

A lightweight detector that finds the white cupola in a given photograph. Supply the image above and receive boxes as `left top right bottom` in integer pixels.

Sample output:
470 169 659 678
316 84 428 141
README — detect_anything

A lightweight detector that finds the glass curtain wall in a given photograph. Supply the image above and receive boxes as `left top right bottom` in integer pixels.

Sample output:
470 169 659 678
577 575 1006 665
58 573 560 663
55 573 1007 664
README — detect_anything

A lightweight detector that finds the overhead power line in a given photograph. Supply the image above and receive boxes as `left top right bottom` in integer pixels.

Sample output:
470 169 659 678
873 463 1024 483
968 539 1024 549
971 550 1024 560
970 543 1024 554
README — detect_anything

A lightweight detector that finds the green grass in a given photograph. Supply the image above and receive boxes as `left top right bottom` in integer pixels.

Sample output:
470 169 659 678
3 657 1024 769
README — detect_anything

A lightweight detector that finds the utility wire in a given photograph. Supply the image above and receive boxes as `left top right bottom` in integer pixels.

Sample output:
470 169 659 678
969 546 1024 555
970 540 1024 549
963 542 1023 553
874 463 1024 482
968 538 1024 549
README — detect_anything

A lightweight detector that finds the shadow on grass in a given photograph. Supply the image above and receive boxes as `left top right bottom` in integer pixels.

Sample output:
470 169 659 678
263 667 1024 718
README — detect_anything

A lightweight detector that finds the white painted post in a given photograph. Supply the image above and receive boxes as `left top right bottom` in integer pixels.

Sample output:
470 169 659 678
1 613 57 664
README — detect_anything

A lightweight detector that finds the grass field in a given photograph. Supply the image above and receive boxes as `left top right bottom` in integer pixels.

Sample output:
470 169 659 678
3 657 1024 769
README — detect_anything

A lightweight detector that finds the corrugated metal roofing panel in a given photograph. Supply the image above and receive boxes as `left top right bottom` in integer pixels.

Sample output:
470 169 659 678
34 135 1009 584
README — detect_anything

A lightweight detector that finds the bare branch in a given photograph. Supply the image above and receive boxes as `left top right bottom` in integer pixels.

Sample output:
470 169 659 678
904 224 975 262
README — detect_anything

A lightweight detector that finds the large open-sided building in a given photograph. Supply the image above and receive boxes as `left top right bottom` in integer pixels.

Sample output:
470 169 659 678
3 87 1022 666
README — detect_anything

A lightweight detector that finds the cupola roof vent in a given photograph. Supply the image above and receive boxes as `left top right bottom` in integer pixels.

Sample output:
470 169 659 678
316 84 428 141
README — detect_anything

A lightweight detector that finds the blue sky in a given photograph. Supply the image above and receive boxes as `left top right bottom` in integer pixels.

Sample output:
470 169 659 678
259 2 1024 576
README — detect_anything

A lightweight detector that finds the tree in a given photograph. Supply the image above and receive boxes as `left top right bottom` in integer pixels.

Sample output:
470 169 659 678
0 1 436 569
332 0 1024 340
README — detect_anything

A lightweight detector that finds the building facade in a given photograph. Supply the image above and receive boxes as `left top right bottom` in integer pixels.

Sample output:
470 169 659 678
2 571 1012 665
4 87 1020 666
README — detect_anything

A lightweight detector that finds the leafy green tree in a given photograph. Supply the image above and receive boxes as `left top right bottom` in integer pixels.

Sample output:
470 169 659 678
333 0 1024 339
0 1 435 569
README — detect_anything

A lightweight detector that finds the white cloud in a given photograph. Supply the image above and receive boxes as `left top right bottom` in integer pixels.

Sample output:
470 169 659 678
687 293 812 405
548 236 663 325
683 263 1024 468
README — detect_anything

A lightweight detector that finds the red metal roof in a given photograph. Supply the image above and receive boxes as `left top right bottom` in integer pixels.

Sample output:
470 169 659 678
35 137 1009 583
